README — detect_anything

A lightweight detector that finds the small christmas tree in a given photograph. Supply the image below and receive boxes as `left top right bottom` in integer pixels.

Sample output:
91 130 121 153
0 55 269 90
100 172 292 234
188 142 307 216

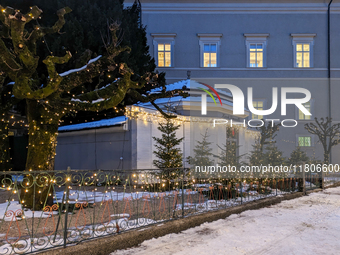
188 129 214 166
153 118 183 178
187 129 214 179
249 137 265 166
264 144 285 166
217 127 243 168
287 146 309 166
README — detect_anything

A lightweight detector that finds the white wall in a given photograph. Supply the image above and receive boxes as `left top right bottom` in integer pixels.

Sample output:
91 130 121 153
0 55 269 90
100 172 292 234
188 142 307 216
135 115 256 169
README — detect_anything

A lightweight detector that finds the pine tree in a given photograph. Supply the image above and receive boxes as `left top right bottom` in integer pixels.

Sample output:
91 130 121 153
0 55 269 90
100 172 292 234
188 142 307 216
217 127 243 168
257 121 280 152
264 144 285 166
287 146 309 166
250 122 283 167
153 118 183 178
188 129 213 167
217 141 242 166
249 137 265 166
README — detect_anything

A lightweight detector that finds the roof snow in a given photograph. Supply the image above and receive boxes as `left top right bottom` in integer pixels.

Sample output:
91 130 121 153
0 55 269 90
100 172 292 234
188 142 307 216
58 116 126 132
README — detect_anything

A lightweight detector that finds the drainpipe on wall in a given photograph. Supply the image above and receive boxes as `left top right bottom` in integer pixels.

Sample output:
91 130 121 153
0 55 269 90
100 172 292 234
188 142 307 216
328 0 333 163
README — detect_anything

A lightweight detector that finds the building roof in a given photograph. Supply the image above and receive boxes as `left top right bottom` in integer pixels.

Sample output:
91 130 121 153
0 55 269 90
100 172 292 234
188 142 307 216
140 79 247 113
58 116 127 132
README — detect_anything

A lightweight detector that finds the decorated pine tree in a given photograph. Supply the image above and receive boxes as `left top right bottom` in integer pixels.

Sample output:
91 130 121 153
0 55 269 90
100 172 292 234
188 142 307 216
249 137 265 167
188 129 213 167
287 146 309 166
264 144 285 166
153 118 183 178
257 121 280 152
250 122 283 167
217 127 243 168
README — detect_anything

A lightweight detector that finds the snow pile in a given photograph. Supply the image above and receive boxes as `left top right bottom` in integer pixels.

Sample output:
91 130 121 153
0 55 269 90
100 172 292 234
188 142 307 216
0 201 58 221
112 186 340 255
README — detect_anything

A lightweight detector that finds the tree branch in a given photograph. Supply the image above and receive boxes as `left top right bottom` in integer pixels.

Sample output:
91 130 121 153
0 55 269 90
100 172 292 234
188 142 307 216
13 52 72 99
27 7 72 53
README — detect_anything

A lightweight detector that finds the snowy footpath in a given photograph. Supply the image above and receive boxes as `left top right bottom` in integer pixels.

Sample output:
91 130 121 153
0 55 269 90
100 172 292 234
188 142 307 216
112 186 340 255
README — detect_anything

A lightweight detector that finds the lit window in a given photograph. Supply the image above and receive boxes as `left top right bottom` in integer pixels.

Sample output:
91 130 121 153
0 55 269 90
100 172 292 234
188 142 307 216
151 33 176 68
158 43 171 67
298 136 312 147
203 44 217 67
291 34 316 68
299 102 311 120
296 44 310 68
198 34 222 68
249 44 263 67
244 34 269 68
252 101 263 119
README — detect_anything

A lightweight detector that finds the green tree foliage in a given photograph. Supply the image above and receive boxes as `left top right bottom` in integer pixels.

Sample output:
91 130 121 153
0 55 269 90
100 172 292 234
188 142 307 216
153 118 183 178
217 127 243 168
264 144 285 166
257 120 280 152
188 129 213 167
249 137 265 166
249 121 282 165
287 146 309 166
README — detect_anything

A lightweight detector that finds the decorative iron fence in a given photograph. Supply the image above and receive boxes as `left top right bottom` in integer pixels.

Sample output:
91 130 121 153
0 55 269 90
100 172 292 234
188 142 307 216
0 168 335 254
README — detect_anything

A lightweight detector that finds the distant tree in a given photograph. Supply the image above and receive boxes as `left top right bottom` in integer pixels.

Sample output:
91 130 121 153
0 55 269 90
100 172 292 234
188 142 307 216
257 121 281 152
305 117 340 164
287 146 309 166
249 137 265 167
217 127 243 168
264 144 285 166
153 118 183 178
188 129 213 167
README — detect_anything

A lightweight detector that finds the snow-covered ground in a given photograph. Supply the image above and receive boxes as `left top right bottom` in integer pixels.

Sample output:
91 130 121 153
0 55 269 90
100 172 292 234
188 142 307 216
112 186 340 255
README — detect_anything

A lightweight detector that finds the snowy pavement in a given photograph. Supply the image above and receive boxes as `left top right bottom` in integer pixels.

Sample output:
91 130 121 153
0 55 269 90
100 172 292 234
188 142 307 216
112 186 340 255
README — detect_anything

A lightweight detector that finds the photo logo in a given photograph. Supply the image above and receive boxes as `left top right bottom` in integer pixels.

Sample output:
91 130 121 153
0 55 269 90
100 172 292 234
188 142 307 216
199 83 223 115
200 84 312 117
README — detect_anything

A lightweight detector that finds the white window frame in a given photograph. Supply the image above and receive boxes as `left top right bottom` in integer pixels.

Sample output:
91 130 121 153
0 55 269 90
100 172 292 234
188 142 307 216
197 33 222 68
151 33 176 68
295 99 314 121
296 134 314 147
291 34 316 68
244 34 269 68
